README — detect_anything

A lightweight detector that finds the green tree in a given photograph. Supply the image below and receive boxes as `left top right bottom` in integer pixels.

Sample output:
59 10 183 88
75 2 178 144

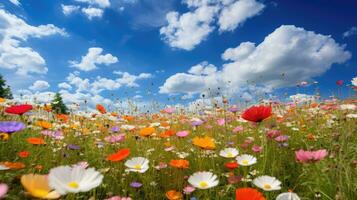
0 74 13 99
51 93 68 114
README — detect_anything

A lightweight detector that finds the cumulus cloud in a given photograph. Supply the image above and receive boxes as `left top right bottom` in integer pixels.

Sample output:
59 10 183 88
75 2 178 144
29 80 50 91
8 0 20 6
160 0 265 50
75 0 110 8
58 82 72 90
61 4 80 15
218 0 264 32
160 25 351 97
343 26 357 38
70 47 118 71
81 7 104 19
0 9 67 76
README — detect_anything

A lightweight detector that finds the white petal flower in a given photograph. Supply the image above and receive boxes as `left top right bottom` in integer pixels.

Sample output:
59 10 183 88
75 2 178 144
253 175 281 191
276 192 301 200
48 166 103 195
236 154 257 166
219 147 239 158
188 171 219 189
124 157 149 173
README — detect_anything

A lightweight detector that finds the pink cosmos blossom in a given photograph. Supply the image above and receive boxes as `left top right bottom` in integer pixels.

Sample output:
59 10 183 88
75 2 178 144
0 183 8 199
295 149 328 163
163 107 175 114
266 130 281 139
252 145 263 153
217 118 225 126
233 126 243 133
275 135 289 142
176 131 189 137
183 185 195 194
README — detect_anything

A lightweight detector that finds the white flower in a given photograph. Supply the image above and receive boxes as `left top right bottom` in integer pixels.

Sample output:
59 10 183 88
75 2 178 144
352 77 357 87
219 148 239 158
346 113 357 119
124 157 149 173
121 124 135 131
253 175 281 191
48 166 103 195
0 164 9 170
188 171 219 189
276 192 301 200
236 154 257 166
340 104 356 110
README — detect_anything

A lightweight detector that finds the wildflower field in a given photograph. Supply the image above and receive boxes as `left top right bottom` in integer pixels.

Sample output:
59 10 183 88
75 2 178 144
0 91 356 200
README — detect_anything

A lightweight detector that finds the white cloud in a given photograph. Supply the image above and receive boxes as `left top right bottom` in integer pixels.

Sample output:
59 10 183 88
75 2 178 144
61 4 80 16
218 0 264 32
188 61 217 75
160 0 265 50
29 80 50 91
75 0 110 8
81 7 104 19
70 47 118 71
0 9 67 76
8 0 20 6
58 82 72 90
343 26 357 38
160 25 351 97
160 5 218 50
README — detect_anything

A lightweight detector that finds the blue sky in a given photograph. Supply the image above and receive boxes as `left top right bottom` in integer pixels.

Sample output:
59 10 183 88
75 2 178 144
0 0 356 110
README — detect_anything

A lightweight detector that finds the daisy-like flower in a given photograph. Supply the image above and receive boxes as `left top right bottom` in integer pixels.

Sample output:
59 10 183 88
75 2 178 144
188 171 219 189
48 165 103 195
236 154 257 166
21 174 60 199
276 191 300 200
124 157 149 173
253 176 281 191
219 148 239 158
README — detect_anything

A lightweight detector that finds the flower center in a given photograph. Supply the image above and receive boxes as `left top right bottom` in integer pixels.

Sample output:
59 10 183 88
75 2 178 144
242 160 249 165
33 189 49 197
68 181 79 189
263 184 271 190
227 152 233 157
199 181 208 188
134 164 142 170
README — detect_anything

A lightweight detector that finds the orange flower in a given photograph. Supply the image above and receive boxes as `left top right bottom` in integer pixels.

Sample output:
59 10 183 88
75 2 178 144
56 114 69 122
27 137 45 145
124 115 135 122
1 161 26 169
0 98 5 103
36 121 52 129
18 151 30 158
192 136 215 150
160 121 170 127
235 188 265 200
169 159 189 169
225 161 238 170
307 133 315 140
107 148 130 162
160 129 176 138
43 104 52 112
139 127 155 137
165 190 183 200
96 104 107 114
111 112 118 117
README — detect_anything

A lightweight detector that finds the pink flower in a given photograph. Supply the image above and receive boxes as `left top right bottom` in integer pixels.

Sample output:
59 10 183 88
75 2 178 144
176 131 189 137
105 196 132 200
252 145 263 153
217 118 225 126
233 126 243 133
275 135 289 142
0 183 8 199
295 149 328 163
164 107 175 114
266 130 281 139
183 185 195 194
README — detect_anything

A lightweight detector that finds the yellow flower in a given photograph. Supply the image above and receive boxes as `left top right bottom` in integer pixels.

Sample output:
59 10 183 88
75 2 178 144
0 132 9 141
192 136 216 150
36 121 52 129
21 174 60 199
0 98 5 103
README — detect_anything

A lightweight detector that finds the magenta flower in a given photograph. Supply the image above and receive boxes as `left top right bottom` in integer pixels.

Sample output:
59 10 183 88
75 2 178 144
183 185 195 194
295 149 328 163
0 183 8 199
217 118 225 126
176 131 189 137
252 144 263 153
233 126 243 133
266 130 281 139
163 107 175 114
275 135 289 142
105 134 125 143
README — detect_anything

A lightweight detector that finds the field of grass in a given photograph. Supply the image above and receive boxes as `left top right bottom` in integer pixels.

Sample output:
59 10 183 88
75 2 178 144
0 99 356 199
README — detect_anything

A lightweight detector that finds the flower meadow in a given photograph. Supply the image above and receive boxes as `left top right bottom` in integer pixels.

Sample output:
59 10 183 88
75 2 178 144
0 86 357 200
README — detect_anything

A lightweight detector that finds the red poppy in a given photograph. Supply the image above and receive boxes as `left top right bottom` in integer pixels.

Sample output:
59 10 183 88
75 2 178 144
236 188 265 200
107 148 130 162
18 151 30 158
225 161 238 170
241 105 272 123
5 104 33 115
336 80 344 85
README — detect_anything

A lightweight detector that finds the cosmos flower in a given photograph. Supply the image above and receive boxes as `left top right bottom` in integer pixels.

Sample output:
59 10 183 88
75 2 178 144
235 187 265 200
217 118 225 126
48 165 103 195
163 107 175 114
276 191 301 200
130 182 142 188
0 183 8 199
241 105 272 123
295 149 328 163
5 104 32 115
176 131 189 137
183 185 195 194
236 154 257 166
253 176 281 191
0 121 25 133
228 105 239 113
124 157 149 173
21 174 60 199
188 171 219 189
219 148 239 158
105 134 125 143
192 136 216 150
139 127 155 137
169 159 189 169
275 135 289 142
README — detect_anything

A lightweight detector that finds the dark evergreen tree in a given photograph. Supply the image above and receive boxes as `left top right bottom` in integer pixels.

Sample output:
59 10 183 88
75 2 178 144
0 74 13 99
51 93 68 114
